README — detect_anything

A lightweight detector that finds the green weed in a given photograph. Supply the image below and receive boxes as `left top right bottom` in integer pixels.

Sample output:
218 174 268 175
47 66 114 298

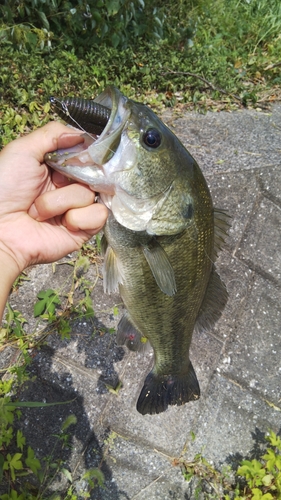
0 395 104 499
0 240 114 496
34 289 61 321
1 0 281 147
0 0 164 52
179 430 281 499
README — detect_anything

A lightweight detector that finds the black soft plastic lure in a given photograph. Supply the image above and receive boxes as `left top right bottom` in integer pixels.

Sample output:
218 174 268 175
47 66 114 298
49 96 110 135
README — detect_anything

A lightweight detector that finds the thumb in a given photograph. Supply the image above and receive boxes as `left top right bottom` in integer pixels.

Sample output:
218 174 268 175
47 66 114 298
5 122 83 163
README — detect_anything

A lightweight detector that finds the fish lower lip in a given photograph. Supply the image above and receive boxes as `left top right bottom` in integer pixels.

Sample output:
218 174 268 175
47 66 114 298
45 140 94 166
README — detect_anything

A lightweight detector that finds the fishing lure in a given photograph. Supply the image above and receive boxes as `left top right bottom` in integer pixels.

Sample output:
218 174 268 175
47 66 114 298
49 96 110 135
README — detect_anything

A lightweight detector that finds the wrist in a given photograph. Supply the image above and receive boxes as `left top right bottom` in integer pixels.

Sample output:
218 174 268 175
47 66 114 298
0 249 22 323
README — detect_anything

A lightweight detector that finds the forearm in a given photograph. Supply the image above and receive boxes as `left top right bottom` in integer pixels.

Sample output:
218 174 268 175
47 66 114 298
0 251 21 323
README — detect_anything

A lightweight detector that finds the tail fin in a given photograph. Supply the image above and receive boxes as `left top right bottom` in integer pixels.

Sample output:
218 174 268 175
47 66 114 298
136 362 200 415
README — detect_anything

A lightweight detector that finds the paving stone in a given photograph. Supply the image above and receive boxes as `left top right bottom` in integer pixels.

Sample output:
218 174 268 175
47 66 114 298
88 436 188 500
238 196 281 282
211 252 254 342
258 164 281 207
218 275 281 405
207 169 259 252
183 372 281 468
163 106 281 174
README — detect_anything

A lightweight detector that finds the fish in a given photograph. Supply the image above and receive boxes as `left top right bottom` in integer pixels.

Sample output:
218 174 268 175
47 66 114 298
45 86 229 415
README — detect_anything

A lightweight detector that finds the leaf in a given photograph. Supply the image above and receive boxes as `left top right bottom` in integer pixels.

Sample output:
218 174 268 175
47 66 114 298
251 488 265 500
106 0 120 16
262 448 276 472
83 468 104 486
0 328 7 341
0 490 25 500
190 431 196 441
44 101 51 113
275 455 281 470
33 298 47 317
34 289 61 317
154 17 163 28
25 446 41 475
237 463 252 477
267 430 281 450
61 467 72 482
38 11 50 30
75 255 90 273
61 414 77 431
262 474 274 486
109 381 123 395
29 101 41 112
37 289 55 299
9 453 23 469
16 430 26 452
111 33 120 48
6 453 23 480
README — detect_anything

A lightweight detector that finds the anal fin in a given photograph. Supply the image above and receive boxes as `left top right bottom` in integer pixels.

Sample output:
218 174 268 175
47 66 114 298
117 311 150 352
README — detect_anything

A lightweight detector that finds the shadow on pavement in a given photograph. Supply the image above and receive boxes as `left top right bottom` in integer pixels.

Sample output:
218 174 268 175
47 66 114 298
5 317 129 499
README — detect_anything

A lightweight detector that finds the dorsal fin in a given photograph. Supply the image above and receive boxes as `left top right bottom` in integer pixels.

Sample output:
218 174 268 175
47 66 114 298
117 311 150 352
213 209 231 257
142 240 177 296
195 265 228 333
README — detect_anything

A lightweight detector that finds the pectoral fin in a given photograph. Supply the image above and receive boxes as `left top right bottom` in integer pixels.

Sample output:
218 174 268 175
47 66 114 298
100 234 108 256
142 240 177 296
103 245 123 294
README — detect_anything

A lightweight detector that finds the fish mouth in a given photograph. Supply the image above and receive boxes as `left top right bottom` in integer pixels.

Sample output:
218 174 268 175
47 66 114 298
44 86 130 193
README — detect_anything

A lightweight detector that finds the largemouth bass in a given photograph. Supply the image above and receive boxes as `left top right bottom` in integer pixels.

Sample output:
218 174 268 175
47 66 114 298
45 86 229 415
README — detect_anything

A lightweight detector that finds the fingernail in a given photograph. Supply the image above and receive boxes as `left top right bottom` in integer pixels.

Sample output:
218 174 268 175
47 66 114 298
28 203 39 220
60 131 83 138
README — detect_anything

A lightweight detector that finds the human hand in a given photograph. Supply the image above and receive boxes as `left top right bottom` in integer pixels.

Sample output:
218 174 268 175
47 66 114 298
0 122 108 278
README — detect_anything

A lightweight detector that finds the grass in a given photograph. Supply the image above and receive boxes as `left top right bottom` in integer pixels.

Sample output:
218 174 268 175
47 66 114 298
1 0 281 146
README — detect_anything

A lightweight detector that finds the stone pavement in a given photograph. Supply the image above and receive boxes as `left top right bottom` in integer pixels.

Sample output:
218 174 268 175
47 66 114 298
1 104 281 499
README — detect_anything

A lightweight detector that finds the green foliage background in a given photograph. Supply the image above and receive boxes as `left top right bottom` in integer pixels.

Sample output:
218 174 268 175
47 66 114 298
0 0 165 51
1 0 281 147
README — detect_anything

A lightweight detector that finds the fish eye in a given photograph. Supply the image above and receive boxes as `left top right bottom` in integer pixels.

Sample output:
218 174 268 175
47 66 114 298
143 128 162 149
